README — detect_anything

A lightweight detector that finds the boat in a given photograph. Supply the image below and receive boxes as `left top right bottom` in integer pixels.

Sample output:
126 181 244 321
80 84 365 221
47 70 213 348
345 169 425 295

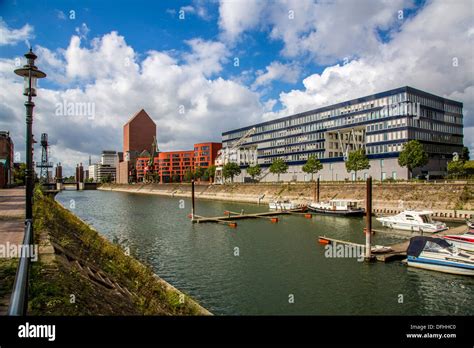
308 199 365 216
443 230 474 252
269 200 300 210
376 210 448 233
406 236 474 276
466 219 474 229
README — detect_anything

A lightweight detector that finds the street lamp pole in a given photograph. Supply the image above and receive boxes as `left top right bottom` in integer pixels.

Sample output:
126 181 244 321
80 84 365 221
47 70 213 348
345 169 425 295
14 49 47 222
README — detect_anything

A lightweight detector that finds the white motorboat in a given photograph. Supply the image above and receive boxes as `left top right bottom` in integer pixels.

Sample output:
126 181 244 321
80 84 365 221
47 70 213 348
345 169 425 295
407 236 474 276
443 230 474 252
269 200 300 210
376 210 448 233
308 199 365 216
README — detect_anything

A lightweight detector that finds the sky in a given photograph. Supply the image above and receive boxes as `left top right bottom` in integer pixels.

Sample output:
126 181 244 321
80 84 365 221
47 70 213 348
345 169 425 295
0 0 473 176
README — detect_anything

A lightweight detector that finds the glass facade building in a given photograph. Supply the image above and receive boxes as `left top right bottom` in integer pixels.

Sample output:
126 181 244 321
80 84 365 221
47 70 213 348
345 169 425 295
222 86 463 181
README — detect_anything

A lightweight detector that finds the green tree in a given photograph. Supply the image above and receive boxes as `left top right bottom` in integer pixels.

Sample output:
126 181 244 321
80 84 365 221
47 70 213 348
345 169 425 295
345 149 370 180
201 170 210 182
184 169 194 182
100 174 112 183
13 163 27 185
247 164 262 181
398 140 429 179
223 162 241 183
269 158 288 182
194 166 205 180
206 165 216 182
461 146 470 161
448 160 466 178
172 173 181 182
463 160 474 176
302 155 323 181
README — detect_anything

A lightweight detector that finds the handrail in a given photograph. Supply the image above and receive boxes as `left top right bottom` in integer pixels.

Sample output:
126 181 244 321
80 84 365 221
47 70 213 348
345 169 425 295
7 219 33 316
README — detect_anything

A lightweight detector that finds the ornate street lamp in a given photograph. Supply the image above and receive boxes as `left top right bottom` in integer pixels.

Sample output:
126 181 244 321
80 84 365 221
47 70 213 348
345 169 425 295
14 48 46 222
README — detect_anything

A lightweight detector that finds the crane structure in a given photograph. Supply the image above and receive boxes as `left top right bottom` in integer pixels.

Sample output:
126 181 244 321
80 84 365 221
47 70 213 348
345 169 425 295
36 133 53 183
214 127 256 184
145 136 158 183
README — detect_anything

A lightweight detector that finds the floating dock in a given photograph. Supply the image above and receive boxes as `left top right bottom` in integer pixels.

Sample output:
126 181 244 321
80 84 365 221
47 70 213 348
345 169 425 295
318 224 469 263
191 208 309 227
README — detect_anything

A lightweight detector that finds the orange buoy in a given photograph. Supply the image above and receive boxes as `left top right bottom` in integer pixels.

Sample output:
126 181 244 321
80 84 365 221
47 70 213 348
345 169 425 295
270 218 278 223
224 210 230 215
228 222 237 228
304 214 312 219
187 214 192 218
318 238 330 245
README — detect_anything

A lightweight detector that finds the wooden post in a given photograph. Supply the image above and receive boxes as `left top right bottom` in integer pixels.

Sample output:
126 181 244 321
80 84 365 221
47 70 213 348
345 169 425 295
191 179 195 221
365 176 372 260
317 177 320 203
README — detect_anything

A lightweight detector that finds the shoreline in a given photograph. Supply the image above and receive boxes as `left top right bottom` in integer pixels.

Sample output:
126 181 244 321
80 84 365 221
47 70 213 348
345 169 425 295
97 182 474 222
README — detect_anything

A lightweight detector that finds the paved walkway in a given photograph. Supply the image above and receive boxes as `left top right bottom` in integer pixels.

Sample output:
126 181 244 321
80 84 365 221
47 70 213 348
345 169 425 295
0 188 25 247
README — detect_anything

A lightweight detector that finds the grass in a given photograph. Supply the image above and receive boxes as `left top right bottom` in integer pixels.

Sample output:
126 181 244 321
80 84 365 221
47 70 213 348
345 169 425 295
29 189 209 315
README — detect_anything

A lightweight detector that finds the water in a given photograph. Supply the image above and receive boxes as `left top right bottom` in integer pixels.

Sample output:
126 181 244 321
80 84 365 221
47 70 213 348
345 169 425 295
56 190 474 315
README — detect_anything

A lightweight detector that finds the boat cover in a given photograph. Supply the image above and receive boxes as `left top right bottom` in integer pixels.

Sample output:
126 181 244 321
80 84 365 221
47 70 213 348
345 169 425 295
407 236 452 257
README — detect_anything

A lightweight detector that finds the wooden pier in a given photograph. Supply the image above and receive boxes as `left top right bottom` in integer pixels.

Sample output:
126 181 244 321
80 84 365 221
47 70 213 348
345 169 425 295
318 224 469 263
192 208 308 227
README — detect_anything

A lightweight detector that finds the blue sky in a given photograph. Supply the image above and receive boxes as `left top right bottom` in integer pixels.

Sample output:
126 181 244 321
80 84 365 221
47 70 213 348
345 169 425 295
0 0 472 175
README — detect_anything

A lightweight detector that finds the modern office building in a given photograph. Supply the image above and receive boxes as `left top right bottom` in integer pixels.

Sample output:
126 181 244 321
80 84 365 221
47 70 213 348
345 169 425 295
0 131 14 188
135 142 222 183
222 86 463 181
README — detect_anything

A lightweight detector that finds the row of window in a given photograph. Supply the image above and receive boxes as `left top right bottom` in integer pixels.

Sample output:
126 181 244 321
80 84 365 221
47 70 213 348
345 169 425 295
367 130 408 143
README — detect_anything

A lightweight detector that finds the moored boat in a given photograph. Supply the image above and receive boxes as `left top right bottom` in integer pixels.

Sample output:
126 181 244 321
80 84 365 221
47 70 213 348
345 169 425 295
443 230 474 252
406 236 474 276
269 200 300 210
308 199 365 216
376 210 447 233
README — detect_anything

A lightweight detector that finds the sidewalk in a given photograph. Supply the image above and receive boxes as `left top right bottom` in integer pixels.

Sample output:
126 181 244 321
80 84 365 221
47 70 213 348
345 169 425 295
0 187 25 315
0 187 25 246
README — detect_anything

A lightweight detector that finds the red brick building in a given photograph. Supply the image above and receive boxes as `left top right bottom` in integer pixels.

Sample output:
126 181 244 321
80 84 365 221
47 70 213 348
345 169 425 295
0 131 14 188
136 142 222 183
117 109 156 184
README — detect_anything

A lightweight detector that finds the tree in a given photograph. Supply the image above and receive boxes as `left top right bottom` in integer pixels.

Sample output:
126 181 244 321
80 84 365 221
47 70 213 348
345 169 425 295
223 162 241 183
461 146 470 161
464 160 474 176
184 169 194 182
302 155 323 181
345 149 370 180
269 158 288 182
247 164 262 181
101 174 113 183
172 173 181 182
206 165 216 182
13 163 27 186
194 166 205 180
448 160 466 178
201 170 210 182
398 140 429 179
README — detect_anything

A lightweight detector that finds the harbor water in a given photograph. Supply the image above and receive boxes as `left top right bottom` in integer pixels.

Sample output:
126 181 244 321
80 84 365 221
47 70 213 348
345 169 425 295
56 190 474 315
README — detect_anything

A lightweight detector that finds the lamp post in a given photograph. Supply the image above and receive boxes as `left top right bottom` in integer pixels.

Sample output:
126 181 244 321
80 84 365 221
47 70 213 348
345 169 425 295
14 48 46 222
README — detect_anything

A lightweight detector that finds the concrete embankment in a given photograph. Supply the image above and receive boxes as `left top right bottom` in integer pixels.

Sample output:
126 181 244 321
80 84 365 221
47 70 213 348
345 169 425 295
99 182 474 220
29 189 211 315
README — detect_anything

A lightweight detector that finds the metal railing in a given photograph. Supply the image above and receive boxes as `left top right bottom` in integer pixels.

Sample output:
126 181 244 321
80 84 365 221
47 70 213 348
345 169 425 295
7 219 33 316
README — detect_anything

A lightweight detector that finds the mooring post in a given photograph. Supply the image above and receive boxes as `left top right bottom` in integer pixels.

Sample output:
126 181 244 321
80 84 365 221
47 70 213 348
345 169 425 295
191 179 195 221
317 177 320 202
365 176 372 260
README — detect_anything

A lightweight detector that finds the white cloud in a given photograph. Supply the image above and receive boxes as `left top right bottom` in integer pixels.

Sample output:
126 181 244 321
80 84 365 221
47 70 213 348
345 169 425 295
218 0 412 63
0 32 264 175
253 61 300 88
75 23 90 39
263 0 474 153
218 0 266 42
0 18 34 46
